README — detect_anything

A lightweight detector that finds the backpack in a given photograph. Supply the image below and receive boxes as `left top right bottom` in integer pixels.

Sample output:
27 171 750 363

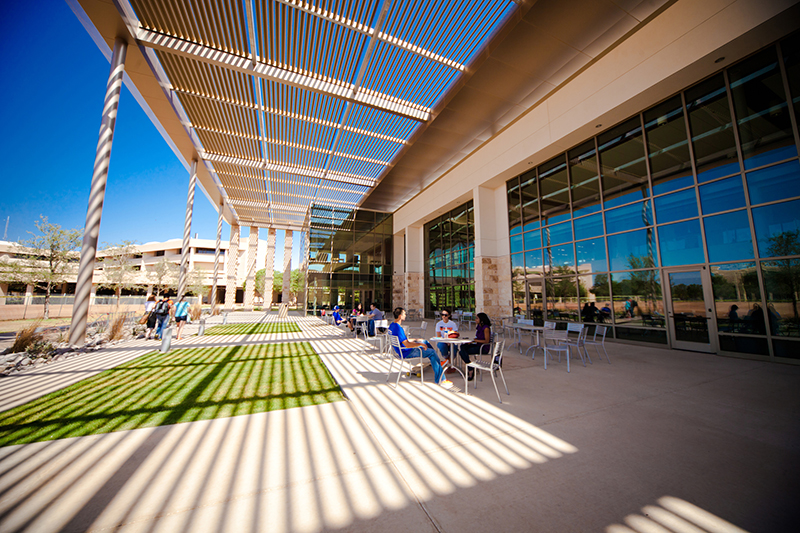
155 300 170 315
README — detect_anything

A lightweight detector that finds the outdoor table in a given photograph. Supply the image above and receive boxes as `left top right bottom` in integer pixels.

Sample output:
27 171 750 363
508 323 546 355
429 336 472 379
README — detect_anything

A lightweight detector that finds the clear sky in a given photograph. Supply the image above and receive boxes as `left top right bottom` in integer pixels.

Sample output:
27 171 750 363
0 1 298 268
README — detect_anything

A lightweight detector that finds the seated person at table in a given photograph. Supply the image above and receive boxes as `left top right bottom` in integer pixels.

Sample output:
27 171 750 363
367 302 384 336
459 313 493 381
434 308 459 361
347 302 364 332
389 307 451 387
331 306 344 326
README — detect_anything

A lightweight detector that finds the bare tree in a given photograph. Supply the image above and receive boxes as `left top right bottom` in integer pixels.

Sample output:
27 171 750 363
150 257 178 297
184 268 208 300
0 216 82 319
98 240 140 307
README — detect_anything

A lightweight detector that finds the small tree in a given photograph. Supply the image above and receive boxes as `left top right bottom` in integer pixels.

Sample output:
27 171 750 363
99 240 140 307
0 216 82 319
151 257 178 297
184 268 207 300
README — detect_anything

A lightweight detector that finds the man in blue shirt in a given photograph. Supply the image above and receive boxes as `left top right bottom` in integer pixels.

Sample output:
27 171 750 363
367 302 384 336
388 307 450 387
331 306 344 325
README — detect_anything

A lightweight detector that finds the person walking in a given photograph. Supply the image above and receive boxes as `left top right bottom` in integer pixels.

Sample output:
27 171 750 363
144 294 157 339
174 296 190 340
153 294 172 340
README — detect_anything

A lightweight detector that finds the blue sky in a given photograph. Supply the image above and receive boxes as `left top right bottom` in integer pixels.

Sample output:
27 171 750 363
0 2 297 268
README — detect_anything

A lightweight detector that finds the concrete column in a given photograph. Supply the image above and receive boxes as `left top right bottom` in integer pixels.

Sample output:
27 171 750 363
473 185 513 319
177 160 197 298
69 38 127 346
392 230 405 310
90 284 97 306
210 203 223 306
243 226 259 310
282 230 293 304
405 225 424 315
24 284 33 307
299 230 309 314
0 283 7 305
264 228 276 307
225 224 240 310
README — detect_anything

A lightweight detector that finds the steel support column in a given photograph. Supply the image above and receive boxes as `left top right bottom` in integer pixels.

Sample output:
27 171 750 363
225 224 240 310
177 160 197 299
210 202 223 307
243 227 259 310
69 38 127 346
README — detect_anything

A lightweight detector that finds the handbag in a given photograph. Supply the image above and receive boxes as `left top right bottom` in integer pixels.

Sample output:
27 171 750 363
138 312 150 325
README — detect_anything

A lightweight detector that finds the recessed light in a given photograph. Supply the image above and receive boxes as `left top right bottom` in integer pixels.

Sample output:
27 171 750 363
595 124 602 128
714 56 725 64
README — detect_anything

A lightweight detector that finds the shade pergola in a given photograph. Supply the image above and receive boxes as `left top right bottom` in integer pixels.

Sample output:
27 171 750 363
85 0 520 229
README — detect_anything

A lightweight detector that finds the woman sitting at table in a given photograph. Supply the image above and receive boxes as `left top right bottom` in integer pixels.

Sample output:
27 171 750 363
347 302 364 332
459 313 493 381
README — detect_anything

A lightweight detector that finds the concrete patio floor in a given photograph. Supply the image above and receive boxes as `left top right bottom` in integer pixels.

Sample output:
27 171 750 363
0 313 798 532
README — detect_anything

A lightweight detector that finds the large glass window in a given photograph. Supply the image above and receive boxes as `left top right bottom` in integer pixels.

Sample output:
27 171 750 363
699 176 746 215
607 230 656 271
574 213 603 240
654 189 698 224
539 155 571 224
425 201 475 315
645 95 694 194
752 199 800 258
605 200 652 233
569 140 601 217
704 210 754 262
686 74 740 182
598 118 649 208
761 259 800 337
658 220 705 266
746 160 800 206
729 47 797 169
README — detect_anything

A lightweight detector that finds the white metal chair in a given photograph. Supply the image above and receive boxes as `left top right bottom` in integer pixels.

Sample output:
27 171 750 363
543 328 571 371
465 338 509 403
386 334 426 387
563 322 591 366
406 320 428 338
354 315 370 341
585 325 610 363
370 319 391 357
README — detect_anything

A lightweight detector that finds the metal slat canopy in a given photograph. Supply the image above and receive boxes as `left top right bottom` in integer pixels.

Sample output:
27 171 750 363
103 0 518 228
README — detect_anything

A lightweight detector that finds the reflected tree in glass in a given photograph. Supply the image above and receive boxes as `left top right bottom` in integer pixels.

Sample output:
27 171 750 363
762 230 800 336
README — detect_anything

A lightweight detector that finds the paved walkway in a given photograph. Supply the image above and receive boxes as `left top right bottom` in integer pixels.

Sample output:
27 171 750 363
0 314 798 532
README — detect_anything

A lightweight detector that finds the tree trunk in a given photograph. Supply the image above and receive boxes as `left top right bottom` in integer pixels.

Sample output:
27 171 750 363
44 281 51 320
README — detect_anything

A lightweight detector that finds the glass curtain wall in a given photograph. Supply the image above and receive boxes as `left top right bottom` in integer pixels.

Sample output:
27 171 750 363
307 206 392 315
425 201 475 317
507 33 800 360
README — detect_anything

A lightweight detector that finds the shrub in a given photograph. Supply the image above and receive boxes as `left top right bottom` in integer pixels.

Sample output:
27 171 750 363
107 316 126 341
189 302 202 321
27 340 54 356
11 323 43 354
212 305 221 316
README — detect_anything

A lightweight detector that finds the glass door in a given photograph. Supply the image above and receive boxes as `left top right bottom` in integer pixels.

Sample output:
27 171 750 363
664 267 717 352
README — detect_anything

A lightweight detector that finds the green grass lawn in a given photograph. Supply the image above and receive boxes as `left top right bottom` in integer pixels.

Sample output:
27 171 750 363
0 342 343 447
204 322 302 335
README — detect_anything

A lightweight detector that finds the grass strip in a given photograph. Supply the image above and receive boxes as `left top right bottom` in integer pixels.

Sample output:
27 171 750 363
204 322 302 335
0 342 342 447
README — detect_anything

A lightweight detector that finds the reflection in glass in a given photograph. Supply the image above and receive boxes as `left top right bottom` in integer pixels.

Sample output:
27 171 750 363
699 175 746 215
545 244 575 272
703 210 754 262
598 117 649 207
784 33 800 136
574 213 603 240
511 253 524 271
762 259 800 337
510 233 523 254
527 271 544 323
524 229 541 250
546 276 580 322
751 198 800 257
508 178 521 231
711 262 762 335
525 249 543 273
667 271 709 343
579 274 612 324
607 229 657 271
520 170 539 227
576 237 608 273
654 189 698 224
746 160 800 206
569 140 601 217
686 74 740 183
539 155 570 224
729 47 797 169
544 221 572 246
645 95 694 194
605 200 652 234
658 220 705 266
610 270 665 327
